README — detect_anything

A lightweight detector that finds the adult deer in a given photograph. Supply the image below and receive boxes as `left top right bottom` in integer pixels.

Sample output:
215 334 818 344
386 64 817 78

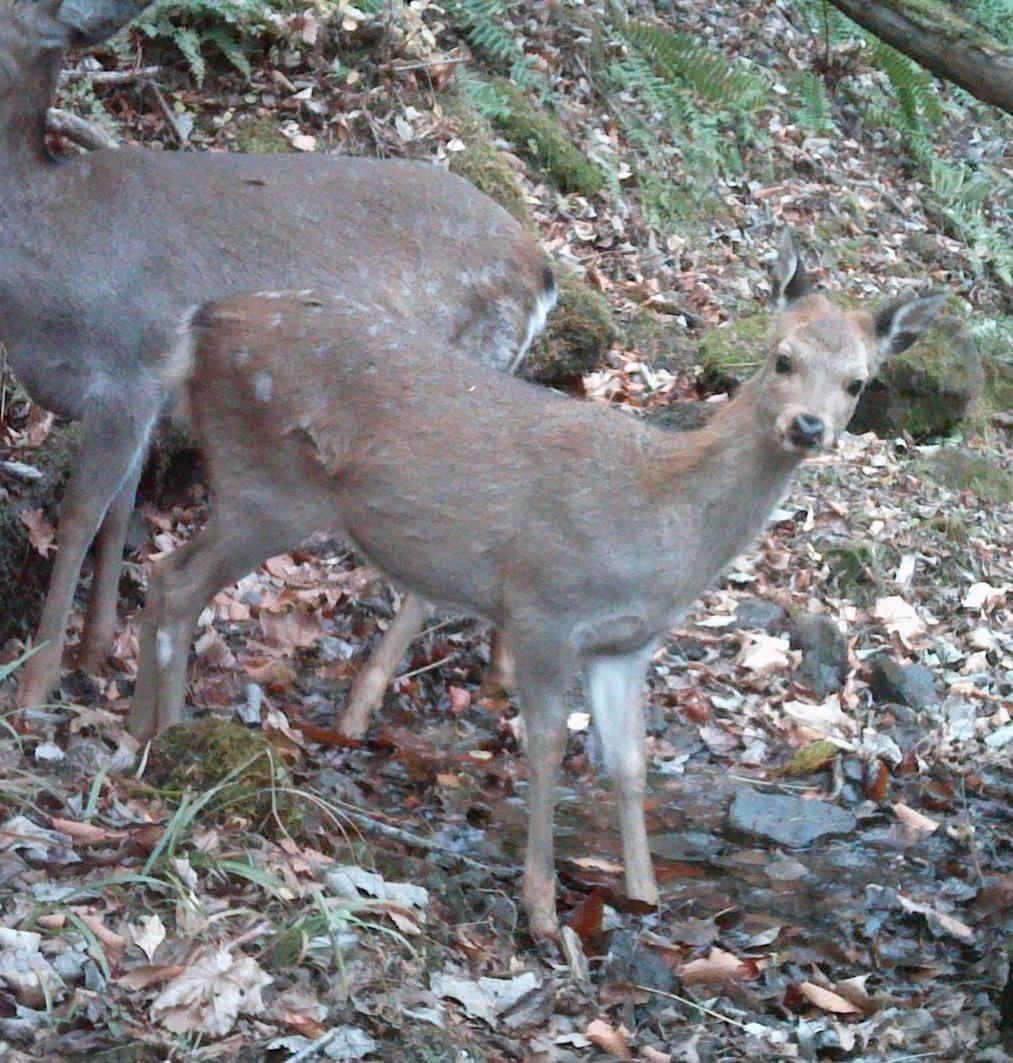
0 0 553 709
128 231 944 936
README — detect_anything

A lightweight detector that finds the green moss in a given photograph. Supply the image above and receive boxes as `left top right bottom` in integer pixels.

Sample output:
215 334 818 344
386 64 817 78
444 97 532 226
929 512 969 542
489 79 606 198
231 114 291 153
696 314 768 392
524 269 617 385
852 319 985 439
914 448 1013 504
623 307 694 371
146 717 301 830
822 539 889 604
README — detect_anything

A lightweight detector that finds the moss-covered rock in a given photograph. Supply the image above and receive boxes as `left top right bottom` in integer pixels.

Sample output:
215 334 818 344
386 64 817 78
444 97 532 226
623 307 696 372
695 310 991 440
821 539 890 604
914 447 1013 504
851 320 985 439
523 270 617 385
696 314 768 393
489 79 606 199
146 717 301 830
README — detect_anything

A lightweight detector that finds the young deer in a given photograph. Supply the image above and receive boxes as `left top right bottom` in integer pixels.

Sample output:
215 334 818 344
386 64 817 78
128 231 945 937
1 0 552 709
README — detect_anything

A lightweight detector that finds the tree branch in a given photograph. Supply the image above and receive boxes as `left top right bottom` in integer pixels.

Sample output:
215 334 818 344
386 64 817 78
46 108 120 151
828 0 1013 114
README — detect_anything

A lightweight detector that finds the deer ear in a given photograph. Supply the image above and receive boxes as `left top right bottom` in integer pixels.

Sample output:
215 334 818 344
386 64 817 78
770 227 812 309
873 292 947 359
52 0 149 47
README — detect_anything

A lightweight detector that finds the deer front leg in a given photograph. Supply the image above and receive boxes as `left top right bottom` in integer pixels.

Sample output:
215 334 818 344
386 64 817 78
18 390 158 709
78 461 143 674
512 637 573 939
339 591 429 738
585 650 658 905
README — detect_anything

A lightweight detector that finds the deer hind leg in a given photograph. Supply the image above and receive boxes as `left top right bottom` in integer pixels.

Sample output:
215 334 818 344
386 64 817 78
585 650 658 906
17 388 158 710
77 460 143 674
339 591 430 738
510 632 573 939
129 509 301 744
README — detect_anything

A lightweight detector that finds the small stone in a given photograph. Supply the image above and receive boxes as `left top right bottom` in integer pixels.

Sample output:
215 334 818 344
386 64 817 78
728 788 856 848
766 854 809 881
791 615 848 696
868 657 940 710
733 597 787 633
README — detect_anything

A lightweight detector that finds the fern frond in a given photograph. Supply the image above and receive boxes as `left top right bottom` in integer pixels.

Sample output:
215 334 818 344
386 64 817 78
794 71 836 134
620 18 769 112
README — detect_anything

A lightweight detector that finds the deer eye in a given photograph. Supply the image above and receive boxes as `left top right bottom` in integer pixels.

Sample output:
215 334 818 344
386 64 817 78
846 378 864 397
775 354 793 375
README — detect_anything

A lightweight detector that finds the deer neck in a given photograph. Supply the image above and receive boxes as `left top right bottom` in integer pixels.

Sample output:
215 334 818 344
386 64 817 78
652 375 802 567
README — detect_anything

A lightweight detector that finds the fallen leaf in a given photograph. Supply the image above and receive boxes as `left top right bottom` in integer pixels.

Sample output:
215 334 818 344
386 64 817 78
891 802 939 837
676 947 753 984
19 508 55 557
873 596 926 646
131 914 167 963
150 947 272 1035
798 981 861 1014
586 1018 630 1057
735 632 791 672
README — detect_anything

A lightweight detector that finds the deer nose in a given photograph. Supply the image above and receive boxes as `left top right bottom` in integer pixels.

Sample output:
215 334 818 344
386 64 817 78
789 413 825 449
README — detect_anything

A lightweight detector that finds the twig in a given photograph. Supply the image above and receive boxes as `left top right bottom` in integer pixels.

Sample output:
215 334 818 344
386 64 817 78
60 65 160 84
633 984 751 1030
390 56 468 73
395 653 455 682
46 108 119 151
0 342 8 426
340 809 513 876
959 774 984 883
145 80 187 145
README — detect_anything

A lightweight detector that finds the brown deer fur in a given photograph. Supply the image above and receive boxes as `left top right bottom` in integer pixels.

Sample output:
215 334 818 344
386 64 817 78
128 231 945 936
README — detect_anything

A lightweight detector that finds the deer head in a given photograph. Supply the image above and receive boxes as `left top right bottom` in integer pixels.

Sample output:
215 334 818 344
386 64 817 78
759 228 946 454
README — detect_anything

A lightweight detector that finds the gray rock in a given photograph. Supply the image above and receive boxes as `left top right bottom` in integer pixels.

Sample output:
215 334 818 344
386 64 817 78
791 614 849 696
868 656 940 710
732 597 787 633
728 788 856 848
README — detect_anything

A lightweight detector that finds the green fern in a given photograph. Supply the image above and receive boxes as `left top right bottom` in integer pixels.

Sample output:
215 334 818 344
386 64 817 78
137 0 297 83
459 69 514 121
794 70 836 134
443 0 540 89
620 18 769 113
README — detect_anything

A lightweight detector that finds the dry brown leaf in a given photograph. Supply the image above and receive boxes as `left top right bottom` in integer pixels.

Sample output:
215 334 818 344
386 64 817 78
116 963 185 990
49 817 117 846
891 802 939 836
19 507 55 557
676 947 751 985
585 1018 630 1057
798 981 861 1014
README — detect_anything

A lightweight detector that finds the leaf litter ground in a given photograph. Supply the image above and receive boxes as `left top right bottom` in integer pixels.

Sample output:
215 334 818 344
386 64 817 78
0 1 1011 1059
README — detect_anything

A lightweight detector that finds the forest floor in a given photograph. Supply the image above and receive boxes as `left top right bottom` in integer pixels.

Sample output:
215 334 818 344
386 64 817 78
0 1 1010 1060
